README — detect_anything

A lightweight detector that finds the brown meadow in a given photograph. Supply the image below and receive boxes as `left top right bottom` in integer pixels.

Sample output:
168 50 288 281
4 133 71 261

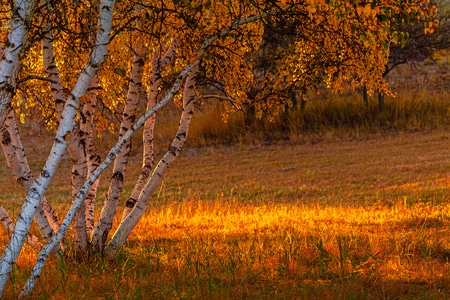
1 126 450 299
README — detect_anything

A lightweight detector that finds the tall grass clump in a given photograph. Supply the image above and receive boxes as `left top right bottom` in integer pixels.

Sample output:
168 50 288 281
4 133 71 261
184 91 450 146
186 102 247 146
290 91 450 136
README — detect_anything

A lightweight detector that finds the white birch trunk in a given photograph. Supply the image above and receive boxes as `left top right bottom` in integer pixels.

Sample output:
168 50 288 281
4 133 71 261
3 108 60 232
41 29 66 118
122 38 178 219
42 21 88 250
0 109 60 253
82 74 101 238
20 59 199 298
0 206 41 252
67 127 88 250
0 0 115 295
91 37 148 251
106 64 199 255
0 0 37 126
3 110 61 233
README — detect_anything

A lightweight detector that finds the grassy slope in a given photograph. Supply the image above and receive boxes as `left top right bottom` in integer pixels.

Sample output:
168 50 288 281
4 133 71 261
1 130 450 298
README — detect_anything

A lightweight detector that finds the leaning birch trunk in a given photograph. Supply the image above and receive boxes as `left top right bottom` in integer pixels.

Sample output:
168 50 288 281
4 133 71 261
3 24 64 234
0 0 37 126
122 37 179 220
0 0 115 295
106 64 199 256
67 127 88 250
0 110 61 253
19 57 199 298
42 20 89 250
41 28 66 118
82 74 102 237
0 206 41 251
91 38 148 251
4 107 60 232
3 111 61 233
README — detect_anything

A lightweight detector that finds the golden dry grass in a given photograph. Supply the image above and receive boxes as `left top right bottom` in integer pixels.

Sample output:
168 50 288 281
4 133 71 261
1 130 450 299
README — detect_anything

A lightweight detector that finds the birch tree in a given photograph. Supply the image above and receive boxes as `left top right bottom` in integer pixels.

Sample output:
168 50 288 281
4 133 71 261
90 27 150 251
0 0 37 126
121 37 179 220
0 109 61 249
82 74 102 238
107 63 199 255
17 7 285 295
0 0 115 294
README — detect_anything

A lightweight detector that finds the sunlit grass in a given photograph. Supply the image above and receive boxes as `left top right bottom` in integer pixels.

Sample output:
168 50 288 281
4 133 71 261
7 199 450 299
1 96 450 297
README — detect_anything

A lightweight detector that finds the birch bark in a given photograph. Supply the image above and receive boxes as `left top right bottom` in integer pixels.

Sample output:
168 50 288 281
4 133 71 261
82 74 101 238
67 127 88 250
2 111 61 232
91 37 148 251
0 0 37 126
42 22 89 250
106 64 199 255
122 37 178 220
41 30 66 118
0 206 41 251
0 0 115 295
0 109 60 253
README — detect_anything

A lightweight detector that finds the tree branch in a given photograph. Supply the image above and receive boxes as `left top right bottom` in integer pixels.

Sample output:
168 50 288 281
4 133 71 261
17 75 58 86
198 94 237 103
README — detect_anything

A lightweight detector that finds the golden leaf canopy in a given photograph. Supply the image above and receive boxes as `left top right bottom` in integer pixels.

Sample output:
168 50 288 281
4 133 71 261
0 0 437 129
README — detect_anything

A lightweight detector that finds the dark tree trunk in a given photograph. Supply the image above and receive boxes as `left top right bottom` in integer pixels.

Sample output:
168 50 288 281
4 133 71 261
363 85 369 107
378 92 385 111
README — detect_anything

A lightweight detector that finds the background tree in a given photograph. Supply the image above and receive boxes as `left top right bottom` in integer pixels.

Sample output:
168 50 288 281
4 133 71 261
363 1 450 110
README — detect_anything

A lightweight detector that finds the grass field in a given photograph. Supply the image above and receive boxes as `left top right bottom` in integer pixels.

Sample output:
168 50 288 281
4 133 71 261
1 129 450 299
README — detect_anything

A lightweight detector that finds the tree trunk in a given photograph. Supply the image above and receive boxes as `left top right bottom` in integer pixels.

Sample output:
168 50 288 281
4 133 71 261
0 0 37 126
243 103 259 132
378 92 385 111
0 0 115 295
122 37 178 220
363 85 369 107
82 74 102 238
0 206 41 251
41 30 66 118
91 34 148 251
106 64 199 256
67 126 88 251
0 109 60 252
